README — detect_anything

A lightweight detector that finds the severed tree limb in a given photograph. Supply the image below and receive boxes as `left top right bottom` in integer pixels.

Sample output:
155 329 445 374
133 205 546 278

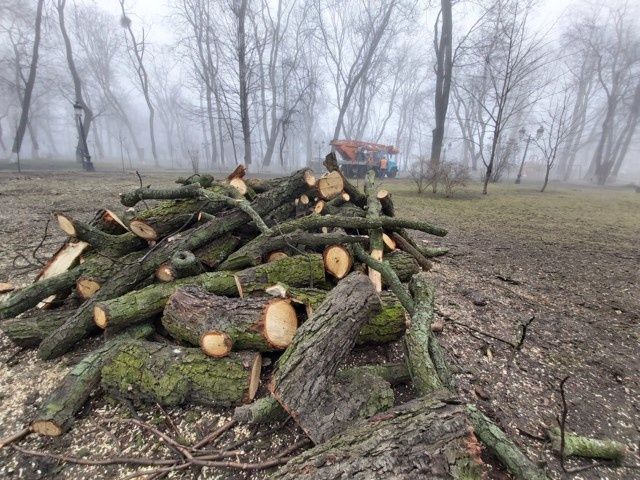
365 169 384 292
55 213 145 254
323 152 367 208
1 308 71 347
120 183 203 207
547 428 626 462
391 231 433 271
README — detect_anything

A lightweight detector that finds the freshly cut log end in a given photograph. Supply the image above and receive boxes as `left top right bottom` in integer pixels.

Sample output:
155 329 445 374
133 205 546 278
299 194 310 205
316 171 345 200
36 241 89 281
264 299 297 348
76 278 101 299
55 213 76 237
201 331 233 358
0 282 16 294
249 354 262 401
93 306 108 329
229 177 248 195
368 248 383 292
303 170 316 188
32 420 62 437
155 263 174 282
313 201 325 214
382 233 396 251
341 192 350 202
323 245 353 279
129 220 158 241
102 209 129 231
266 251 288 263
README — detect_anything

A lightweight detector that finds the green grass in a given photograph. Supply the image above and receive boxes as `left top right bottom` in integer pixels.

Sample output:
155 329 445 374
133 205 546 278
383 180 640 249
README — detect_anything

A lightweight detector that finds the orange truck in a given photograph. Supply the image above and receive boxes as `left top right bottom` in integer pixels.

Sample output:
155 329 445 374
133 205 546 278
330 140 399 178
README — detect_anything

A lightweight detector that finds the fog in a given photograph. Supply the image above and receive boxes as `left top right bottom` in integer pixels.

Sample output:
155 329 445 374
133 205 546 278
1 0 639 188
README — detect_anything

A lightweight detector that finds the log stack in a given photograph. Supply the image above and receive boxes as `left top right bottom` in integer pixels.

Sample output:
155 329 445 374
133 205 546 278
0 156 550 480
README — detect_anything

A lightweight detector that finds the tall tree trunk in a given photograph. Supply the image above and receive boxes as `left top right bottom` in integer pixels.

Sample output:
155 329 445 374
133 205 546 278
214 88 226 166
11 0 45 161
236 0 252 165
430 0 453 167
206 87 218 167
57 0 93 166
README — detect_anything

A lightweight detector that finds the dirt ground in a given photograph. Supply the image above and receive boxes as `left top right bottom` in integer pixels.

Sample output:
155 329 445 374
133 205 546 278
0 169 638 479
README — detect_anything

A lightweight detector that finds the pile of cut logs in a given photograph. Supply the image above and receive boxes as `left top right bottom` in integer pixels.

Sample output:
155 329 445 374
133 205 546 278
0 154 553 479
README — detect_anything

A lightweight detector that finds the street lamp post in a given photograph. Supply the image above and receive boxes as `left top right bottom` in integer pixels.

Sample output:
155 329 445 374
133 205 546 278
515 126 543 184
74 102 94 172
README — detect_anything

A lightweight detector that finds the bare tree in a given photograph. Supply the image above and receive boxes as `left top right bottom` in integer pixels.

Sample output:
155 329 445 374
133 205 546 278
430 0 453 168
232 0 252 165
536 93 572 192
119 0 159 167
9 0 44 164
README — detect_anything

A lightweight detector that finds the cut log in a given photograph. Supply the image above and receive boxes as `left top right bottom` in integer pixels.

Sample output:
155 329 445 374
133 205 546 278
322 245 353 279
162 286 298 356
547 427 626 462
316 170 344 200
272 394 485 480
391 231 432 271
101 341 261 407
266 285 407 345
219 229 367 271
229 177 248 196
323 153 367 207
467 405 549 480
55 213 145 254
38 169 316 360
385 249 421 282
270 273 387 443
155 250 203 282
313 200 325 214
323 201 366 218
365 169 384 292
35 240 89 282
0 283 15 294
31 324 153 437
76 251 145 300
193 234 240 269
382 232 397 251
404 273 450 395
235 362 410 425
1 309 70 347
97 209 129 234
176 173 215 188
119 183 202 207
227 164 246 180
376 189 395 217
266 251 288 262
94 254 324 331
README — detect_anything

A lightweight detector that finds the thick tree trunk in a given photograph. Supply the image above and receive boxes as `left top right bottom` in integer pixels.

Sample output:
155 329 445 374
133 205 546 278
384 249 421 283
272 395 484 480
162 286 298 356
270 273 388 444
193 234 240 269
101 340 261 407
1 309 72 347
32 324 153 436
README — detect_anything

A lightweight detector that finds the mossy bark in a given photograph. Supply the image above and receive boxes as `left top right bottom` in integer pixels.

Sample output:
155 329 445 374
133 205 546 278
385 249 421 282
101 340 260 407
219 230 368 271
194 234 240 269
234 363 409 425
272 394 484 480
1 309 70 347
37 169 316 360
95 254 324 332
162 286 295 352
548 427 626 462
270 273 386 444
31 324 154 436
56 213 146 254
467 405 549 480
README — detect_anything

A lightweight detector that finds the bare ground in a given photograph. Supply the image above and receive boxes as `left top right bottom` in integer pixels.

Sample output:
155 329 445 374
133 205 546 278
0 170 638 479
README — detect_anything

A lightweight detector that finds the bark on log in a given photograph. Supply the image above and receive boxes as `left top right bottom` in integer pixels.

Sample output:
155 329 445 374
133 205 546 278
467 405 549 480
155 250 203 282
31 324 153 437
385 249 421 282
175 173 216 188
272 394 485 480
76 251 145 300
120 183 202 207
193 234 240 270
377 189 395 217
234 363 410 425
270 273 388 443
391 232 432 271
91 209 129 235
94 254 324 331
162 286 298 356
323 202 366 218
37 169 316 359
0 269 79 320
547 428 626 462
365 169 383 292
101 341 261 407
55 213 145 254
267 285 407 345
1 309 70 347
323 153 367 208
219 230 367 271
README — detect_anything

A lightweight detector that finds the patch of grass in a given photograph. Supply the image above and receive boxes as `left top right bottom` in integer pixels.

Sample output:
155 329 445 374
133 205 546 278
384 180 640 249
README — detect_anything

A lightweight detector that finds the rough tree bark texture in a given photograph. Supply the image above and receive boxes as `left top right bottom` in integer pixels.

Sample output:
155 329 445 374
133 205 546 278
32 324 153 436
272 394 484 480
101 340 261 407
270 273 392 444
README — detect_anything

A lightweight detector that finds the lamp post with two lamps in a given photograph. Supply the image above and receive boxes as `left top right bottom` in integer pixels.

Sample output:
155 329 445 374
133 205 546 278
515 125 543 184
